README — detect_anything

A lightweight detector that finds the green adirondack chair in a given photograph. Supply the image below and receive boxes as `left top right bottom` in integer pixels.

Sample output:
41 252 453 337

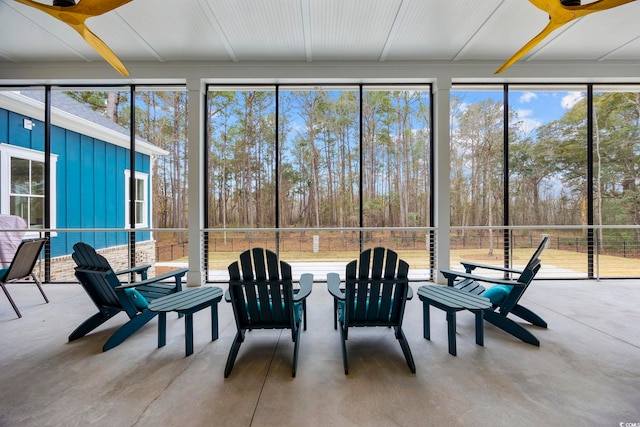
440 236 549 346
69 241 188 351
224 248 312 378
328 247 415 374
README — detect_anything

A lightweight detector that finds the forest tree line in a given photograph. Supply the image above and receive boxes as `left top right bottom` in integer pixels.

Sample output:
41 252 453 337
207 89 431 232
65 88 640 246
451 91 640 246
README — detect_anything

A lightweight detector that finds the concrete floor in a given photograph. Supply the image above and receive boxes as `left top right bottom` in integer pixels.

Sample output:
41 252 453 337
0 278 639 427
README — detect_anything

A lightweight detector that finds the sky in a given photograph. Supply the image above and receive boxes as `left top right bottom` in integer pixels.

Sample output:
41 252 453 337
451 88 588 196
452 89 586 136
511 90 584 135
209 87 587 144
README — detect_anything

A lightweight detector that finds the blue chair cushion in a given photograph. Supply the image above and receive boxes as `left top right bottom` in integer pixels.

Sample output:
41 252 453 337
337 300 348 322
293 302 303 324
246 300 303 324
483 285 512 306
0 267 8 282
338 300 391 322
123 288 149 310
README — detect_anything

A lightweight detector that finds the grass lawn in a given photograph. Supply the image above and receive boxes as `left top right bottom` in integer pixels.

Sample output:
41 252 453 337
192 247 640 277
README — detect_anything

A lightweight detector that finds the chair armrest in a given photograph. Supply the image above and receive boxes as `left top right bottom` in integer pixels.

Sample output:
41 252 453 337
294 273 313 302
115 268 188 290
115 264 151 279
327 272 345 300
440 268 525 288
74 266 110 275
460 261 522 275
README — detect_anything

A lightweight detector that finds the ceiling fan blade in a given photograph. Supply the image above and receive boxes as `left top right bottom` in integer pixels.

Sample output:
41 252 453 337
572 0 635 14
77 25 130 76
530 0 634 20
13 0 132 76
497 0 635 73
14 0 133 19
66 0 133 18
495 21 562 74
546 0 635 22
13 0 60 16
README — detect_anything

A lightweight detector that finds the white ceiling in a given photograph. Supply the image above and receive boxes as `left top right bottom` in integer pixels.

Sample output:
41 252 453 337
1 0 639 75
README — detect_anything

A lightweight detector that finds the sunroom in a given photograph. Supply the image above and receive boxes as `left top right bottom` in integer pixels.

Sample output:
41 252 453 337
0 0 639 425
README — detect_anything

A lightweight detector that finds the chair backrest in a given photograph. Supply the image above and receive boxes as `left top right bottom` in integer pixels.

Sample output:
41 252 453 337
0 214 27 267
343 247 410 328
2 238 47 283
227 248 296 331
72 242 132 314
500 239 547 314
523 235 549 271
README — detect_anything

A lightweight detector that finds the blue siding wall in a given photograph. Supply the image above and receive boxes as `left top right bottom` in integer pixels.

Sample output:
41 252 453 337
1 108 152 257
0 109 7 138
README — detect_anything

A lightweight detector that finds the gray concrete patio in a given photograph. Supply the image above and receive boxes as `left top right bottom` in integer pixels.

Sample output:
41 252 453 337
0 277 638 426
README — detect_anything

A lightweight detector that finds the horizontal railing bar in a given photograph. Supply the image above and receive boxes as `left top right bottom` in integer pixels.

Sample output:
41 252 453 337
2 225 639 233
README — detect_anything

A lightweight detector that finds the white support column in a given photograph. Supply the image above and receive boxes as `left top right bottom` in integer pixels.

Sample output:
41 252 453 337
433 77 451 284
186 78 205 287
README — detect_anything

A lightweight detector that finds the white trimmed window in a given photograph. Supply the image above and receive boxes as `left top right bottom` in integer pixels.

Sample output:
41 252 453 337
124 170 149 228
0 143 57 236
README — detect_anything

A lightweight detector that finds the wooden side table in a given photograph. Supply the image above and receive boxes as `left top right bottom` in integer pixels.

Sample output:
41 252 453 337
417 285 492 356
148 286 224 356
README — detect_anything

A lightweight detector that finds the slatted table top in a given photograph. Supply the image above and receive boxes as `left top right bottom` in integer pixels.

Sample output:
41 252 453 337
417 285 491 311
148 286 223 313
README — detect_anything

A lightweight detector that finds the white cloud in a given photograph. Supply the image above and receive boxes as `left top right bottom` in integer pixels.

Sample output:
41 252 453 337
519 92 537 103
517 108 534 118
561 92 584 110
520 118 543 134
456 101 469 114
515 109 543 135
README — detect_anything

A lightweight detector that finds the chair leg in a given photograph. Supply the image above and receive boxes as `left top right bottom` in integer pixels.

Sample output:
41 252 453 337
68 308 120 341
224 330 245 378
302 299 307 331
339 322 349 375
292 325 301 377
395 326 416 373
31 273 49 303
102 310 157 351
333 299 338 330
484 311 540 346
510 304 548 328
1 282 21 318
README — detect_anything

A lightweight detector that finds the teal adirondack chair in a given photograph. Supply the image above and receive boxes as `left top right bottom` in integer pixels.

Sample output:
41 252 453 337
69 242 188 351
328 247 415 374
224 248 312 378
440 236 549 346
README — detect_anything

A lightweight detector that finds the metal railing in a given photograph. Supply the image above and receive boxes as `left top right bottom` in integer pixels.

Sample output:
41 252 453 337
3 225 640 282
